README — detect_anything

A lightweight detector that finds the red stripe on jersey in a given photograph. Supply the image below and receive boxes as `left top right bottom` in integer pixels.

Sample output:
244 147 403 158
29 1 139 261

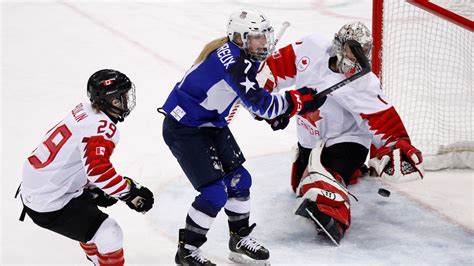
88 163 113 176
360 107 409 145
95 168 117 183
109 178 128 195
101 175 123 189
266 44 297 81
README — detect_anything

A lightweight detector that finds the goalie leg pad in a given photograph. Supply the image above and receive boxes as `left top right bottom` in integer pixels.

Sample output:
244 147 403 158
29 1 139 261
295 140 351 229
297 180 351 227
295 198 348 245
291 143 312 193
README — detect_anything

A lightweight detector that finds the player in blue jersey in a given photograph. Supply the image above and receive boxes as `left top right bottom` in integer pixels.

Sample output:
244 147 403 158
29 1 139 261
161 8 326 265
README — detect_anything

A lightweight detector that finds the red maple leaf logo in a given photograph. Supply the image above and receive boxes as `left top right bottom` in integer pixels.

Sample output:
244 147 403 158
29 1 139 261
301 110 322 127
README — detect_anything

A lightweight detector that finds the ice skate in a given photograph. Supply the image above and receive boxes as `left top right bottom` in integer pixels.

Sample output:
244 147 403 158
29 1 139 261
228 223 270 264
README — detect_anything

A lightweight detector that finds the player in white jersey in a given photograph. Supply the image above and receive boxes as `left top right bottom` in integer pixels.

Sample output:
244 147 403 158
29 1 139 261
20 69 154 265
257 22 424 244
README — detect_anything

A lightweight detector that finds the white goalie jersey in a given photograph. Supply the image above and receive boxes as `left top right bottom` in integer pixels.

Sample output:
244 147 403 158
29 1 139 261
21 102 131 212
259 33 412 151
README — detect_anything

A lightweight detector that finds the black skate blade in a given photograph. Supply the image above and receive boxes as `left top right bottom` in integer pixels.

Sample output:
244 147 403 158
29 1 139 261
294 198 312 218
305 208 340 246
228 251 270 265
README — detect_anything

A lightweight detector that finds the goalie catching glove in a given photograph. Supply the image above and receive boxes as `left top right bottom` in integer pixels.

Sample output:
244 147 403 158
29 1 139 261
369 138 424 183
120 177 154 213
294 141 351 244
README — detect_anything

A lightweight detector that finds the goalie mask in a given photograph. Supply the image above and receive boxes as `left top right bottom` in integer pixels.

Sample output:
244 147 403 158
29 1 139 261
227 8 275 62
87 69 136 122
332 21 372 77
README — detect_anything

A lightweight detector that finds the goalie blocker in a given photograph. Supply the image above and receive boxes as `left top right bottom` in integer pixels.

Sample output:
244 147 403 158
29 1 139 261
294 141 351 245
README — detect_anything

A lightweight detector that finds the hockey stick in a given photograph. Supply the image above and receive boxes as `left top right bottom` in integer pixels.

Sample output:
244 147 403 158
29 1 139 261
273 21 291 50
312 40 371 100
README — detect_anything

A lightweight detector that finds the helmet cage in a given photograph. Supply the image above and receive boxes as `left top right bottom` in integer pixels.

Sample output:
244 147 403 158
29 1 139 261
106 83 136 120
227 9 274 62
332 22 372 77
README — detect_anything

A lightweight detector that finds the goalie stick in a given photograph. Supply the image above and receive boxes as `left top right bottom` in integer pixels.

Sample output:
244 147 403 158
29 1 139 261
312 39 372 100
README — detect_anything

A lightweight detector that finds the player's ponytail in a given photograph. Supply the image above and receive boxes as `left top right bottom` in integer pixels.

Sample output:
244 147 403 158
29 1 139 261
194 37 228 64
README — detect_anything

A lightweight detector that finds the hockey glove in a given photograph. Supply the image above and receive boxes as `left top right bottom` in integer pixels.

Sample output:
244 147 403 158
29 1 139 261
120 177 154 213
266 115 290 131
284 87 327 118
369 139 424 183
87 186 118 208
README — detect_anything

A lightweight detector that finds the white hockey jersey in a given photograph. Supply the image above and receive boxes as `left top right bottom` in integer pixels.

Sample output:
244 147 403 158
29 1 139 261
21 102 130 212
260 33 411 150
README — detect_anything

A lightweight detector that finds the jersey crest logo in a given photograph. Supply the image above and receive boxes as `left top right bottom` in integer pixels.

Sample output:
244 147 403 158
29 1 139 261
96 146 106 156
297 56 310 72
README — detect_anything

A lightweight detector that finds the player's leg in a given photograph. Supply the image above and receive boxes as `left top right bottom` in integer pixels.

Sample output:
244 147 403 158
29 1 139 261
24 190 123 265
294 141 352 244
175 179 226 266
163 117 228 265
214 127 269 263
321 142 369 186
222 166 270 263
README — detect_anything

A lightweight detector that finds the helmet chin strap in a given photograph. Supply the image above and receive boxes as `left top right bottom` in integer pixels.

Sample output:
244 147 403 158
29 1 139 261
100 100 128 123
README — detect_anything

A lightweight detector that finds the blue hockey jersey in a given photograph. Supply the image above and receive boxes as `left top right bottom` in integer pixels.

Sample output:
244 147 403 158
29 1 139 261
162 41 288 128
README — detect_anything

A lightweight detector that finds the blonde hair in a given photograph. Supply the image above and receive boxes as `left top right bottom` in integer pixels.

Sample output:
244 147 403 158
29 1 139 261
194 37 229 64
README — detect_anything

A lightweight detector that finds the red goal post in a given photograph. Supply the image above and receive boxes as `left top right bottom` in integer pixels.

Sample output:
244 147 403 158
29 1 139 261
372 0 473 170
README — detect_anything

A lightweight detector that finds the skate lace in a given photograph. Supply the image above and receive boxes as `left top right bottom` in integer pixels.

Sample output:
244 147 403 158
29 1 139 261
185 248 208 263
236 235 262 252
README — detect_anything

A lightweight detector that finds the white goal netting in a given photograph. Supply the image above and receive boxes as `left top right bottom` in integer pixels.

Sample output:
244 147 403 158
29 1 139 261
375 0 473 170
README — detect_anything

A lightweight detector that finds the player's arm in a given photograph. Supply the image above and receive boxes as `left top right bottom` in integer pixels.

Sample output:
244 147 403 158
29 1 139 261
80 132 154 212
334 81 423 182
227 56 325 120
256 43 298 93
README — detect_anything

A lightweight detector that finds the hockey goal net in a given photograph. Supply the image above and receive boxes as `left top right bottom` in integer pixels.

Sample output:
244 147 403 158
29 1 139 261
372 0 473 170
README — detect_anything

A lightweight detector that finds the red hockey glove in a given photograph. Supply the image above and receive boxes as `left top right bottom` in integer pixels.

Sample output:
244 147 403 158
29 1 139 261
284 87 327 118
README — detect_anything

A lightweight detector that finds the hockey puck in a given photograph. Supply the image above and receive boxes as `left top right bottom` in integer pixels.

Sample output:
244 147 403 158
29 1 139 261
378 188 391 197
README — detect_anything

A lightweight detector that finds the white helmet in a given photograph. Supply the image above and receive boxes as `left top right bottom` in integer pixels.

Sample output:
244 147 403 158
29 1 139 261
227 8 274 62
332 21 372 77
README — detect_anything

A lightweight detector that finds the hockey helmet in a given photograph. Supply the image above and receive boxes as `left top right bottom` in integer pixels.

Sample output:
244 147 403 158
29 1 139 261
227 8 275 62
87 69 136 122
332 21 372 77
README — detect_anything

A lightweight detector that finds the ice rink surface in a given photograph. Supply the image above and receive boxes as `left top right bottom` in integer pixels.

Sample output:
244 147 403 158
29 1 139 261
2 1 473 265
